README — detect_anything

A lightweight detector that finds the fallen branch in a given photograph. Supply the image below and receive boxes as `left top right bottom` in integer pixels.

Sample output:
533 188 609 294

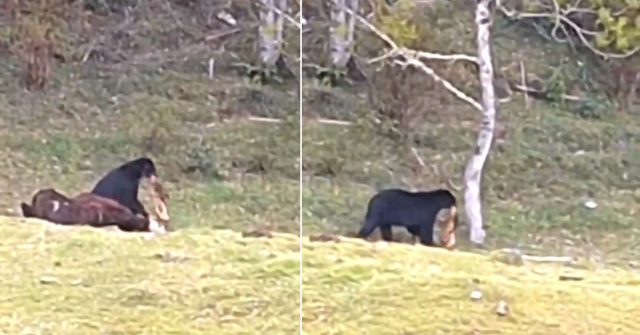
247 116 285 123
316 118 353 126
495 248 577 264
203 28 242 42
524 255 575 263
490 248 576 264
510 82 587 102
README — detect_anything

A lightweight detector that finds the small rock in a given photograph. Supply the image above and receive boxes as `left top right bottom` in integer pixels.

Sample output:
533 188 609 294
584 200 597 209
496 300 509 316
39 275 59 285
470 290 483 300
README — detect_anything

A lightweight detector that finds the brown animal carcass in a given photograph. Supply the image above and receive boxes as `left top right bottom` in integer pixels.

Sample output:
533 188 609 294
20 187 169 233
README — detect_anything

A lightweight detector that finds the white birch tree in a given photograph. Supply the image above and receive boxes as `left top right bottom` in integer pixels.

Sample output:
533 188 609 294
258 0 287 67
464 0 496 245
349 1 496 245
329 0 358 69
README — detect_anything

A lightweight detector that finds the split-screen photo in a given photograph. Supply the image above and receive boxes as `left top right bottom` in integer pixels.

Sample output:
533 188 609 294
1 0 639 334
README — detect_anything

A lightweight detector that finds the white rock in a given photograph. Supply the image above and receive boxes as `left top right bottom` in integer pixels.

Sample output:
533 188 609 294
470 290 483 300
496 300 509 316
39 275 59 284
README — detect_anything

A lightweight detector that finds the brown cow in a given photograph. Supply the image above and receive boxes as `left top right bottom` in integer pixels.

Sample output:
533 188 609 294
20 185 169 233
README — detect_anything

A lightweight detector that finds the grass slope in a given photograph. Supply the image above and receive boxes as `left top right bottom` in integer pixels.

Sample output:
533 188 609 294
302 237 640 335
302 101 640 261
0 216 299 335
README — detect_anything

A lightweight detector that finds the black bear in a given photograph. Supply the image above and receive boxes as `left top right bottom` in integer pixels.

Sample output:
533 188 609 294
90 157 159 219
357 188 459 249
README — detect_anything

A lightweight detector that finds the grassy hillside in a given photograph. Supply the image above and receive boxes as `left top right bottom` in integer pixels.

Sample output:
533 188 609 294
0 216 300 334
302 236 640 335
0 3 302 333
301 0 640 263
0 0 299 233
302 103 640 263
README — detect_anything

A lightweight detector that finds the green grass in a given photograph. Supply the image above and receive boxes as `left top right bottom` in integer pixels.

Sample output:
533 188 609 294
301 98 640 260
0 116 299 233
0 216 300 334
302 236 640 334
300 0 640 266
0 4 306 333
0 0 300 235
0 65 299 234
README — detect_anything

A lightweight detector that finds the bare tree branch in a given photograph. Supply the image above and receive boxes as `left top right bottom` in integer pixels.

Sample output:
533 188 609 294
349 10 482 111
268 1 301 29
393 58 483 111
353 13 479 65
498 0 639 59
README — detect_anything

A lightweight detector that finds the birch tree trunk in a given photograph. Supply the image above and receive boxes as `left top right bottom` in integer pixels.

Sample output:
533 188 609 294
329 0 358 68
464 0 496 245
258 0 287 67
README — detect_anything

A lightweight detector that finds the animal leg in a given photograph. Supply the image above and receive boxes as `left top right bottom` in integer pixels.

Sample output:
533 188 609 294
418 221 435 247
132 199 149 218
357 218 379 239
412 235 419 245
380 225 393 241
20 203 34 217
406 225 420 244
117 218 148 232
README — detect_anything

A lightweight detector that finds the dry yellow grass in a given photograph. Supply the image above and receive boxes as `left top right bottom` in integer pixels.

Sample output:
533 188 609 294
0 216 300 335
302 237 640 335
